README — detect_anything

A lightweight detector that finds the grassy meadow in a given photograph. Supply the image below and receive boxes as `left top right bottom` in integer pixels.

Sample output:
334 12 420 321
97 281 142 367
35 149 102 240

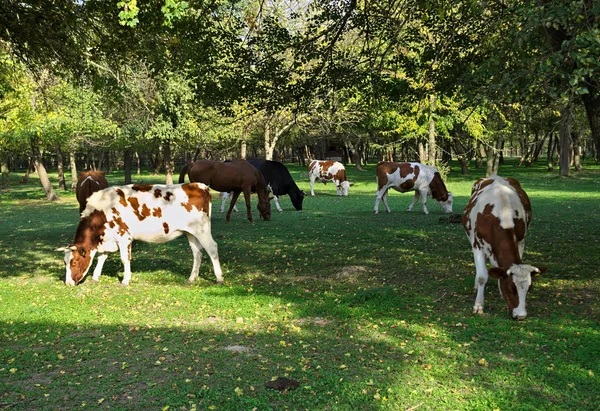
1 159 599 410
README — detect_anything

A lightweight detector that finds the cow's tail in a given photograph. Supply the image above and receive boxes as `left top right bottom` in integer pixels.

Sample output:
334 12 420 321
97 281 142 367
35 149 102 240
178 163 190 184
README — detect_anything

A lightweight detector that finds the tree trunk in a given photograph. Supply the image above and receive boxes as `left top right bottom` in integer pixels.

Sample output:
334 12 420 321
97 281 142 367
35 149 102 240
547 133 554 171
32 150 59 201
56 146 66 190
1 157 9 188
475 143 483 168
572 132 582 171
485 142 501 176
135 151 141 175
241 126 248 159
581 84 600 163
22 158 34 183
428 95 437 163
418 141 426 163
69 151 78 190
496 140 504 166
124 149 133 184
163 141 174 184
559 104 572 177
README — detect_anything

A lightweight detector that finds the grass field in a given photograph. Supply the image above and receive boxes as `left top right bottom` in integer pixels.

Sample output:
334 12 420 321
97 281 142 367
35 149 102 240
1 159 599 410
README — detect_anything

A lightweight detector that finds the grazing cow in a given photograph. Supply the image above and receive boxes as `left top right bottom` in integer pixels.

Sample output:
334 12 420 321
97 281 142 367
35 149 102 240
76 171 109 213
179 159 271 223
374 162 453 215
57 183 223 286
462 175 547 320
308 160 352 196
222 159 304 213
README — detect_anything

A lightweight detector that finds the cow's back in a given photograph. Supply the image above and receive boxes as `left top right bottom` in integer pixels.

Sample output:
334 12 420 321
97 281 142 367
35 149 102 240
84 183 212 242
463 175 531 253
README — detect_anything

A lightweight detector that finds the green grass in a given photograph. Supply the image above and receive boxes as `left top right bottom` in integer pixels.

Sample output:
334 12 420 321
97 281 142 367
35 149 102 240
1 159 599 410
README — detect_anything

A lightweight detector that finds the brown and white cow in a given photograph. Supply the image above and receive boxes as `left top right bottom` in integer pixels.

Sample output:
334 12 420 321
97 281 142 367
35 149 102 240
374 162 453 215
308 160 353 196
462 175 547 320
76 171 109 213
57 183 223 286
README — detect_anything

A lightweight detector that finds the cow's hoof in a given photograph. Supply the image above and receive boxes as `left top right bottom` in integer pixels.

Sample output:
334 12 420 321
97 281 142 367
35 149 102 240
119 282 129 287
216 280 224 285
473 307 484 314
373 211 378 215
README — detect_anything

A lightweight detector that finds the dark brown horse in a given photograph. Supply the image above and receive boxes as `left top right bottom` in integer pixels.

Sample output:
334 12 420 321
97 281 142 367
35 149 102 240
179 160 271 223
76 170 109 213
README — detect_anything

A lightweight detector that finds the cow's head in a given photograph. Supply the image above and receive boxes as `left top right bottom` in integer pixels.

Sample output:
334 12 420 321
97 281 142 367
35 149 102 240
339 181 352 196
488 264 547 320
290 190 305 211
56 245 96 286
439 192 453 214
258 197 272 221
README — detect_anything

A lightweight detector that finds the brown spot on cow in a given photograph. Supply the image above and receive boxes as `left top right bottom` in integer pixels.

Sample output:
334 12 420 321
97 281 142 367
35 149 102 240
181 183 210 214
164 192 174 202
163 222 170 234
152 207 162 218
111 215 129 236
132 184 153 192
127 197 152 221
112 207 120 216
116 188 128 207
154 188 162 198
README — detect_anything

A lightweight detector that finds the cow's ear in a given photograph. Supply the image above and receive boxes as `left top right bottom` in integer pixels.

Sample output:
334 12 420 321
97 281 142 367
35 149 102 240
533 266 548 277
488 267 508 279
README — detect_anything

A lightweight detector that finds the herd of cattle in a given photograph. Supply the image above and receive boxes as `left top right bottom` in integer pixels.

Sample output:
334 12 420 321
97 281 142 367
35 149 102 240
57 159 546 320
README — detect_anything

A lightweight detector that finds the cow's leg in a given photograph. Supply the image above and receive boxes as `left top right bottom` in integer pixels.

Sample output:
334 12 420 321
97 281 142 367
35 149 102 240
419 189 430 214
309 176 316 196
91 253 108 281
407 190 420 212
226 191 242 223
187 232 223 284
336 183 342 196
472 249 488 314
220 192 228 213
273 195 283 212
374 185 389 214
119 241 133 286
517 240 525 259
382 189 392 213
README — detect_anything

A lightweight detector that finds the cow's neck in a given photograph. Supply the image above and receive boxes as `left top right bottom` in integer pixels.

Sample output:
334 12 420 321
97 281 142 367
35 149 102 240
429 174 449 201
74 210 107 250
491 229 523 269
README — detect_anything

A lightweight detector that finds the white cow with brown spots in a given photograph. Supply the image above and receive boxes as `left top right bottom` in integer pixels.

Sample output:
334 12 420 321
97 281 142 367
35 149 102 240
57 183 223 286
308 160 352 196
374 162 453 215
462 175 547 320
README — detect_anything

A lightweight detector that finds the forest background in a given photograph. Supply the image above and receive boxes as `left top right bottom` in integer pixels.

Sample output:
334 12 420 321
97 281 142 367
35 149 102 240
1 0 600 198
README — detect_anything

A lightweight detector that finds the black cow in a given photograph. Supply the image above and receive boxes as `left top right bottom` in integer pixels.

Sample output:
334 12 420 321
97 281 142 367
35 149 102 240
221 160 304 212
